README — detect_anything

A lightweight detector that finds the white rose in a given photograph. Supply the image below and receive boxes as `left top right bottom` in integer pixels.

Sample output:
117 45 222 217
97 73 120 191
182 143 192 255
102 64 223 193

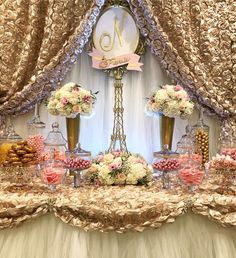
81 103 92 114
126 173 138 185
102 153 114 164
155 89 168 104
130 163 146 179
62 82 76 91
69 96 79 105
165 86 176 98
98 165 110 179
55 102 64 111
104 176 115 185
177 90 187 99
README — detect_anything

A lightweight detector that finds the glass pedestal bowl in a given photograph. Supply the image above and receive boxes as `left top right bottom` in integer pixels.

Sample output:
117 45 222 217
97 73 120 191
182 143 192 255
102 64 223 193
64 151 91 187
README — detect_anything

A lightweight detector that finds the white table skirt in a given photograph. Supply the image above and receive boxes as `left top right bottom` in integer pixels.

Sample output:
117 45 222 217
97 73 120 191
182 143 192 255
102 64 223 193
0 213 235 258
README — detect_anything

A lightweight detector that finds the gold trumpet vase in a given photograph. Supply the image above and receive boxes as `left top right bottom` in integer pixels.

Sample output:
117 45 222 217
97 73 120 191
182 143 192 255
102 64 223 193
66 114 80 151
160 114 175 150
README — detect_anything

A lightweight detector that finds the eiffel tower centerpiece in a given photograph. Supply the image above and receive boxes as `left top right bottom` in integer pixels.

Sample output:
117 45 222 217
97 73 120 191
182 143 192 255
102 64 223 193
90 0 145 153
108 67 128 152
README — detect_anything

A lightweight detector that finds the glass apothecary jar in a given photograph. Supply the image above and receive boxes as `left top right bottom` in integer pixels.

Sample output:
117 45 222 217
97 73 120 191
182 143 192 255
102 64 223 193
192 110 209 166
39 160 66 190
176 125 202 166
219 137 236 160
178 158 205 192
0 123 23 165
43 122 67 162
27 108 46 163
153 145 180 189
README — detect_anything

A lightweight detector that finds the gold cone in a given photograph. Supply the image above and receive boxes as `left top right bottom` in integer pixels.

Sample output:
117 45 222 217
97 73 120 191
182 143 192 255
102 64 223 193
66 114 80 151
160 114 175 150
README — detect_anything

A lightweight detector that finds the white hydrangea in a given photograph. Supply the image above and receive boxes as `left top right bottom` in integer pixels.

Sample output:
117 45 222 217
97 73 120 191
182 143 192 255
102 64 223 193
154 89 169 104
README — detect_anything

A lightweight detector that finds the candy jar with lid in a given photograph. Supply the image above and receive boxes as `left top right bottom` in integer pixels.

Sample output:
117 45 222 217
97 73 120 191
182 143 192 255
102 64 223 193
219 131 236 161
152 145 180 189
192 109 209 166
0 119 23 165
27 104 46 163
40 159 66 190
178 155 205 192
43 122 67 162
176 125 202 167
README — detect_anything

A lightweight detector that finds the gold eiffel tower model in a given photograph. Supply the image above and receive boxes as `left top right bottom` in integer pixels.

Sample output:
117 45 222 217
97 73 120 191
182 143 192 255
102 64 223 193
108 67 128 153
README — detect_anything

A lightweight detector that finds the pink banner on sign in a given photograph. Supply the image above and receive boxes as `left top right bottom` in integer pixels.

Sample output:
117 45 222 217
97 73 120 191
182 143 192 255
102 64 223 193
89 48 143 71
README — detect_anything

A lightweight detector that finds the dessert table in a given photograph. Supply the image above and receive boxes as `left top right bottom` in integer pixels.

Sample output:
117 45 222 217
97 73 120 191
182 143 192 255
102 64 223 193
0 176 235 258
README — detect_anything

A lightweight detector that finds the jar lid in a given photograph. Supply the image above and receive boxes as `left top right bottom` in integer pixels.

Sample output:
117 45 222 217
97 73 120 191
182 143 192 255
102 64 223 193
44 122 67 147
28 115 46 129
192 109 209 130
153 144 179 159
6 124 22 141
176 125 194 152
66 144 91 157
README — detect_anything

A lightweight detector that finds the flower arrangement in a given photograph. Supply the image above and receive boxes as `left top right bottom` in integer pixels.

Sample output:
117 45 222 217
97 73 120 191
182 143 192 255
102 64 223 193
84 151 153 186
47 82 97 117
146 85 194 118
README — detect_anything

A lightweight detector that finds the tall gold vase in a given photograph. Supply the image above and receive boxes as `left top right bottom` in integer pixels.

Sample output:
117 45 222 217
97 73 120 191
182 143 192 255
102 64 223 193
160 114 175 150
66 114 80 151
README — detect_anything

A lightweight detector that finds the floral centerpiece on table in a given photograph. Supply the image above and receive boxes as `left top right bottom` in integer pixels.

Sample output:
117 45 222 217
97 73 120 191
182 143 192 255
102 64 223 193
146 85 194 118
47 82 97 117
84 151 153 186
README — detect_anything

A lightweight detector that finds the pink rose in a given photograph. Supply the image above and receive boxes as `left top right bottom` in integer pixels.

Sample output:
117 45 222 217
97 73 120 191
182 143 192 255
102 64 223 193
61 97 69 105
109 160 122 170
175 85 183 91
96 155 104 163
83 96 92 103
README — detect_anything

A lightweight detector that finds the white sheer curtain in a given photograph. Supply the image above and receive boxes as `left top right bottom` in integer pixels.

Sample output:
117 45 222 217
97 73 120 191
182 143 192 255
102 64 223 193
13 48 220 162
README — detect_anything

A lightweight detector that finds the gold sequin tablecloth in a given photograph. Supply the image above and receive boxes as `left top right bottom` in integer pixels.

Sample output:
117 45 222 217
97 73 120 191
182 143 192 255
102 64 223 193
0 176 235 232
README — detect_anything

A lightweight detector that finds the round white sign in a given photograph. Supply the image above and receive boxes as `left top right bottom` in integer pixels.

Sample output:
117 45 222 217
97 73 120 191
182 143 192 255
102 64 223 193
93 6 140 59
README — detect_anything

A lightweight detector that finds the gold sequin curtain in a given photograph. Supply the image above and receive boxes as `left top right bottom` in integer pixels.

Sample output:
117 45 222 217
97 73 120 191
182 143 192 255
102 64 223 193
128 0 236 135
0 0 103 117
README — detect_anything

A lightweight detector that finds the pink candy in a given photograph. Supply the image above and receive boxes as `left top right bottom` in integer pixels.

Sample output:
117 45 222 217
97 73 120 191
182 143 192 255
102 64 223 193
153 159 180 171
178 154 202 166
27 134 44 159
43 167 64 185
179 167 204 185
221 148 236 160
64 157 91 170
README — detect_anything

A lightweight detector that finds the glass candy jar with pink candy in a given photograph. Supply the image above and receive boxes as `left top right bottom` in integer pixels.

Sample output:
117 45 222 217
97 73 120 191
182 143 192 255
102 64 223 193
219 137 236 161
176 125 202 167
27 105 46 164
152 145 180 189
40 160 66 190
178 157 205 192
